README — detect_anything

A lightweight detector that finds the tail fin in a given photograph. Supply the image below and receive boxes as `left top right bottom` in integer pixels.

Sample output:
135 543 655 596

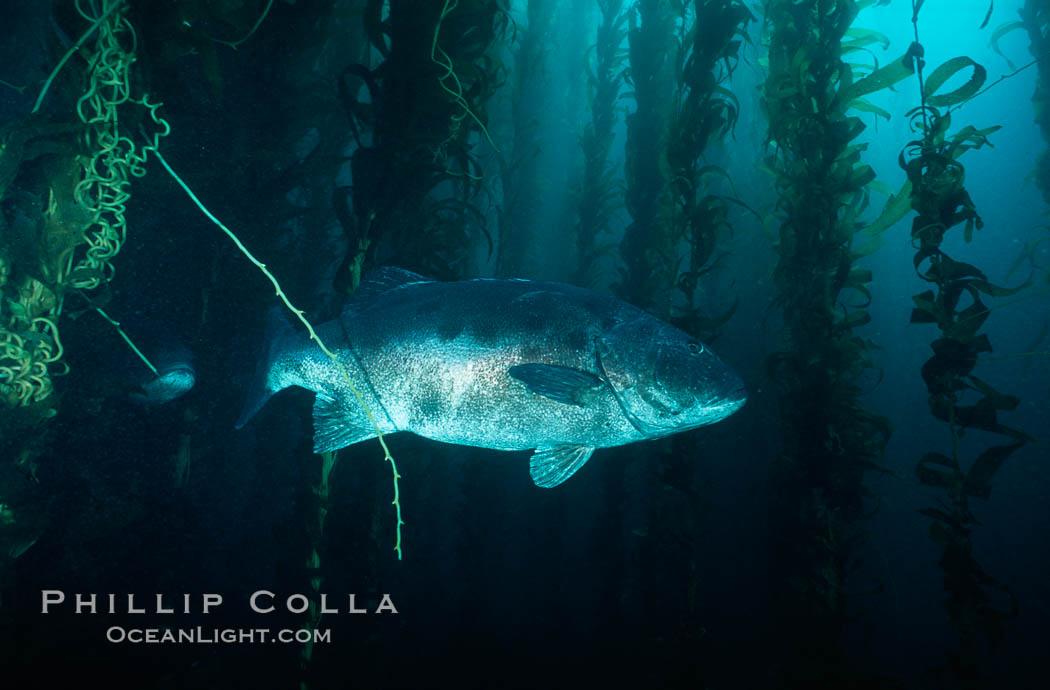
235 307 298 429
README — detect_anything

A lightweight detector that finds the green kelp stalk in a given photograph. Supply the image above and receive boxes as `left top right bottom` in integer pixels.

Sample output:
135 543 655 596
332 0 509 550
665 0 752 340
304 0 508 681
618 2 750 679
904 5 1031 686
578 0 628 644
621 0 676 317
1021 0 1050 203
762 0 896 683
337 0 508 280
621 0 747 326
574 0 626 286
495 0 554 278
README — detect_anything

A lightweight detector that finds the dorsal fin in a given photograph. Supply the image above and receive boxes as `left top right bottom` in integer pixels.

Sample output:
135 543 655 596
353 266 433 300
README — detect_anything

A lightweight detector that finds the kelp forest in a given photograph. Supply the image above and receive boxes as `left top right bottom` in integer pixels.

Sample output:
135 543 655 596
0 1 1048 688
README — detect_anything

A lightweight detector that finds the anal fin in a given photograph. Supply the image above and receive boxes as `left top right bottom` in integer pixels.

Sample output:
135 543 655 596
313 393 378 453
529 444 595 488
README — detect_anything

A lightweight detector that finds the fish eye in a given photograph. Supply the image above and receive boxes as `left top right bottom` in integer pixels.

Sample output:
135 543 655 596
686 341 704 355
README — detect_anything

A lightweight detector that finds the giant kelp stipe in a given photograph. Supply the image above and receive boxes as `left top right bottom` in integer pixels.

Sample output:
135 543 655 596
1 1 1048 688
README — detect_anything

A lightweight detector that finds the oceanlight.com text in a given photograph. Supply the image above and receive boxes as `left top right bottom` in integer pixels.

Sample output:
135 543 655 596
105 626 332 644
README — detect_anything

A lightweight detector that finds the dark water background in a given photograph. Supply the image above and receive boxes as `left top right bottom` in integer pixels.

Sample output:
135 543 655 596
1 1 1047 688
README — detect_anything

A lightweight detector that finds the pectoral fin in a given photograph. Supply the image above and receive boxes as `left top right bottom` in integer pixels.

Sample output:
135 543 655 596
529 444 595 488
509 364 604 406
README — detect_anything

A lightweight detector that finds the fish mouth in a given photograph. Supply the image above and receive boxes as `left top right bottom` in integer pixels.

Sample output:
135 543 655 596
691 384 746 425
722 385 747 416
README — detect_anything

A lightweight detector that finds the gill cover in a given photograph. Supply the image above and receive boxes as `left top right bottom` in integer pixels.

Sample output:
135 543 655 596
595 318 692 437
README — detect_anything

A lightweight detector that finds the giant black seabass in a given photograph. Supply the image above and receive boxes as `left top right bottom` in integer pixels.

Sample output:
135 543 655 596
238 267 748 488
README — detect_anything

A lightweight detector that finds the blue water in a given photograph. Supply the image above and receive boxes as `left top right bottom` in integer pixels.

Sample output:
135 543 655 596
0 1 1047 688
